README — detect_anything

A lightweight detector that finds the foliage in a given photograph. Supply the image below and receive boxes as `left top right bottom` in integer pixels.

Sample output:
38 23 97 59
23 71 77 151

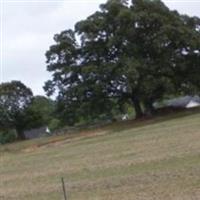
0 81 56 140
44 0 200 124
0 129 17 144
48 118 61 131
26 95 56 127
0 81 33 139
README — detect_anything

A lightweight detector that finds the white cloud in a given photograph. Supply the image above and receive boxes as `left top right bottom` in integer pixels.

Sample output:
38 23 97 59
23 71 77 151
163 0 200 17
2 0 107 95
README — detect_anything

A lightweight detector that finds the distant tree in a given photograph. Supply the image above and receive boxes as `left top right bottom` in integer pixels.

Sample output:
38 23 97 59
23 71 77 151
27 95 55 126
0 81 33 139
26 95 61 131
0 82 55 140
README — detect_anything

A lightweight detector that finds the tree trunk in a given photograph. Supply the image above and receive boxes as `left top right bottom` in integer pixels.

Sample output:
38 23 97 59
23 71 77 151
144 100 155 116
131 95 143 118
16 128 26 140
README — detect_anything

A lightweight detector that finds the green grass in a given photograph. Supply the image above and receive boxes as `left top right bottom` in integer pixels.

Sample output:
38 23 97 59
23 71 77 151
0 111 200 200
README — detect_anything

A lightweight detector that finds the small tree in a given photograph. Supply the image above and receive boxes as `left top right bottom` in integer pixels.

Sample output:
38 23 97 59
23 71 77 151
0 81 33 140
27 95 55 125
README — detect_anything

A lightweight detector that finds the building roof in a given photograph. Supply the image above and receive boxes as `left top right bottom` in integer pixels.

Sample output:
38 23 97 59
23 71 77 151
24 126 47 139
166 96 200 108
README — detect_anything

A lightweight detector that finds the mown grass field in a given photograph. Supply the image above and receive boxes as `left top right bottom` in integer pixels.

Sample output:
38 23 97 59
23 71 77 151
0 111 200 200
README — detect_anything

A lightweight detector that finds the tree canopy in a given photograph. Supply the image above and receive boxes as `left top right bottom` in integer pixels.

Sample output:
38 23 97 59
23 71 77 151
0 81 33 139
0 81 55 140
44 0 200 124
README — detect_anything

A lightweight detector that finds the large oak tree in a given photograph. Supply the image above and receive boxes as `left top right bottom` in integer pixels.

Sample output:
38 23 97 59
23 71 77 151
44 0 200 123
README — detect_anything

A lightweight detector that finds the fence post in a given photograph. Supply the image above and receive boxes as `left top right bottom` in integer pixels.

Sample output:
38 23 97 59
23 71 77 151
61 177 67 200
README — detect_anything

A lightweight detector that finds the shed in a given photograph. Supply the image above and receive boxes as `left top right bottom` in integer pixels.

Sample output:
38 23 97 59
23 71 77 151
24 126 50 139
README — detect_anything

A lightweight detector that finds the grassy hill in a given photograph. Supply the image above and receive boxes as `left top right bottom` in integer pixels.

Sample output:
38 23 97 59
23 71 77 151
0 111 200 200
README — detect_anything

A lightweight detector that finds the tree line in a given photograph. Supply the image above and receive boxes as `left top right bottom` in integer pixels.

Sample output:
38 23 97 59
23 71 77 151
0 0 200 141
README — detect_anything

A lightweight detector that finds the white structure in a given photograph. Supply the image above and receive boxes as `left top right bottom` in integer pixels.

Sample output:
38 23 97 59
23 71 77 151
46 126 51 134
186 100 200 108
165 95 200 108
122 114 129 121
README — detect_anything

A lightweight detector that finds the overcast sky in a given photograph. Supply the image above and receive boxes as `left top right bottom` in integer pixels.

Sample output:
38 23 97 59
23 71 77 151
1 0 200 96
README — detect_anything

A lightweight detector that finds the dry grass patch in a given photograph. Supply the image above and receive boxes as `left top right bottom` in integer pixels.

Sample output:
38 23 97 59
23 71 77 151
0 112 200 200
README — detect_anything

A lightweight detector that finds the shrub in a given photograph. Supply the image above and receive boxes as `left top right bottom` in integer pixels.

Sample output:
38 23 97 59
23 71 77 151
48 119 61 131
0 129 17 144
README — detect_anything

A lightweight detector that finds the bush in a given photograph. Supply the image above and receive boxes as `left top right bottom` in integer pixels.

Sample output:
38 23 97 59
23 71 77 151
0 129 17 144
48 119 61 131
